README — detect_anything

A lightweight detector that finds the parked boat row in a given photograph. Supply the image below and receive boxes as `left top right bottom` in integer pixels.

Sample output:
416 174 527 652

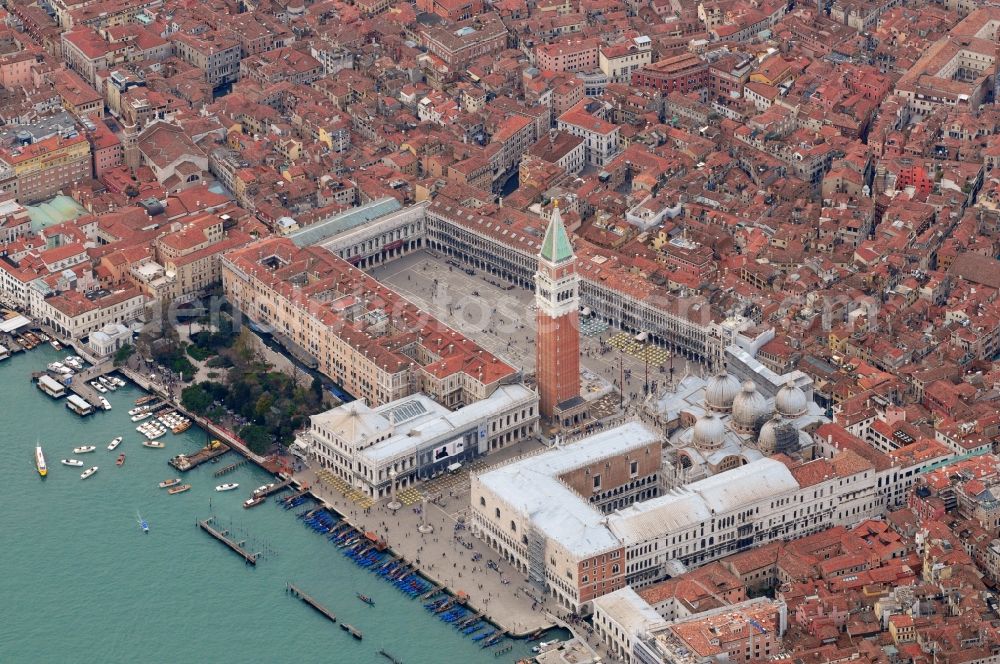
157 411 192 434
136 421 166 439
300 508 432 600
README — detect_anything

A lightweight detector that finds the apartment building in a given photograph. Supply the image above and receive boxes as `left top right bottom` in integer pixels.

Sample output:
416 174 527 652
170 32 241 88
34 287 145 339
536 38 600 73
419 13 509 69
632 53 709 95
599 36 653 84
557 99 621 166
0 133 92 204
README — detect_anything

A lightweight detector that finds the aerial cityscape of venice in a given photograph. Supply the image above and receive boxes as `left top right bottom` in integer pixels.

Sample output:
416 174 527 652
3 0 1000 661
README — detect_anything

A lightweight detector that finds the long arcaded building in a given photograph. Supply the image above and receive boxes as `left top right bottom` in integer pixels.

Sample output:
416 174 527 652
221 235 520 409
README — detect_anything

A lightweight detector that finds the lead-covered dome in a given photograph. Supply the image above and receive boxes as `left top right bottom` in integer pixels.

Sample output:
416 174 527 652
775 380 808 417
732 380 769 434
704 373 741 413
757 414 801 456
692 412 726 450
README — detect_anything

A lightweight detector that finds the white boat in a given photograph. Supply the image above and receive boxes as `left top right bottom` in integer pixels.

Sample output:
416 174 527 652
47 362 65 372
64 357 82 370
80 466 98 480
35 444 47 477
57 367 74 376
99 396 112 411
107 436 123 451
73 445 96 454
112 376 126 388
61 459 84 467
99 376 116 391
131 412 152 422
142 441 165 449
90 381 107 394
215 483 239 492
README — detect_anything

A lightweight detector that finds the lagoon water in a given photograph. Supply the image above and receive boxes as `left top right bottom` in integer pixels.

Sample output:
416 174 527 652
0 346 537 663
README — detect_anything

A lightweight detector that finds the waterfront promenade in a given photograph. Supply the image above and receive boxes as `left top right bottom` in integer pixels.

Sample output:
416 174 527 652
294 461 556 638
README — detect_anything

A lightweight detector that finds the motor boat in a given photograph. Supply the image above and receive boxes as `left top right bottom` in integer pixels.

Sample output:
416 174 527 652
167 484 191 495
116 454 126 466
99 397 112 411
73 445 96 454
99 376 116 391
142 441 165 449
159 478 181 488
130 412 152 422
107 437 123 451
112 376 126 388
137 512 149 533
243 496 265 508
35 444 47 477
61 459 84 467
90 381 107 394
80 466 98 480
215 483 239 492
47 362 65 372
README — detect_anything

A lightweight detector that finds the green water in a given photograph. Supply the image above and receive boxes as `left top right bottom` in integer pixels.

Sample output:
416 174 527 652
0 346 536 663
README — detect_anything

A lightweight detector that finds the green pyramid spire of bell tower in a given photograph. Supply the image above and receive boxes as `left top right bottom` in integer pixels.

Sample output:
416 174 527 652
540 200 573 263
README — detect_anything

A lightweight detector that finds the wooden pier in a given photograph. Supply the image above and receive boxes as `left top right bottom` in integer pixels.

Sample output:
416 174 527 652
170 440 230 472
340 623 363 640
197 518 258 565
281 487 311 504
378 650 403 664
286 582 337 623
253 478 293 497
213 459 248 477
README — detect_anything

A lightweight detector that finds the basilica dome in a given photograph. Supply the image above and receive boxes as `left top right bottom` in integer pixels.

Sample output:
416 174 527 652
775 380 808 417
704 373 741 413
692 412 726 450
757 414 800 456
732 380 770 434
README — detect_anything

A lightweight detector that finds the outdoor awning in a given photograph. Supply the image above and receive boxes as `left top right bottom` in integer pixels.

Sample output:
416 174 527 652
0 315 30 333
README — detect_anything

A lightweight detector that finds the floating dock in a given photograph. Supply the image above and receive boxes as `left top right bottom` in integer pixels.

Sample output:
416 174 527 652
170 440 230 471
340 623 363 640
253 478 293 497
197 518 258 565
281 487 311 504
286 582 337 623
